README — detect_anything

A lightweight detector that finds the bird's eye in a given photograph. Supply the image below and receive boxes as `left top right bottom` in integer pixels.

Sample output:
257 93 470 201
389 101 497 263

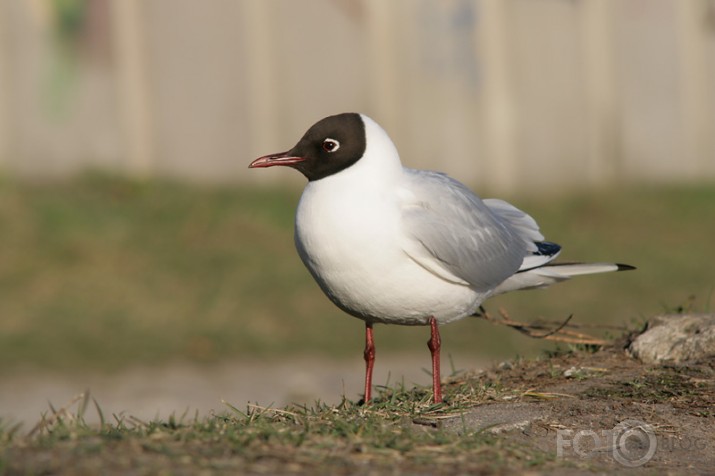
322 138 340 153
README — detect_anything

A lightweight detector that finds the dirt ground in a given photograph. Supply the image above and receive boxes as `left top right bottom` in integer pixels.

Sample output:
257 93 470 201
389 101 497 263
433 340 715 473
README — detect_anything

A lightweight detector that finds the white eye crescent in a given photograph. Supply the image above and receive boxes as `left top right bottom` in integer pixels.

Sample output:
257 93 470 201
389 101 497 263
322 138 340 153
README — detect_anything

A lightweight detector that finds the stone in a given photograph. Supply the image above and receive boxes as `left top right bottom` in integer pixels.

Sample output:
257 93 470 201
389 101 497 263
628 314 715 364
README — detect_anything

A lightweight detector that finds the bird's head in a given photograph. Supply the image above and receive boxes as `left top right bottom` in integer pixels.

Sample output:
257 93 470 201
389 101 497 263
249 113 367 181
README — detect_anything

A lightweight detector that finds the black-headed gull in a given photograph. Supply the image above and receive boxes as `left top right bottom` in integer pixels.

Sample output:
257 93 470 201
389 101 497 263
249 113 633 403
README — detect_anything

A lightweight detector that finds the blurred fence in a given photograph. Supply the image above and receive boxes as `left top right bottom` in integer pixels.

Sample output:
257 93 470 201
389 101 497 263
0 0 713 192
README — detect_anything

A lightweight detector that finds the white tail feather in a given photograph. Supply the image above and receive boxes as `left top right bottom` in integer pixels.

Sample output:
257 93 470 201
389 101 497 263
492 262 632 295
539 262 623 277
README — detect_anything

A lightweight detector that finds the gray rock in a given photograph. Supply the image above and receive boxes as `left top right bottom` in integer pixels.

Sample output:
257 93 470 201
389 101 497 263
628 314 715 364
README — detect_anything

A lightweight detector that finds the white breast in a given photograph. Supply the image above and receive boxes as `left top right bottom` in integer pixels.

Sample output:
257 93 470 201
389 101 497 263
294 170 485 326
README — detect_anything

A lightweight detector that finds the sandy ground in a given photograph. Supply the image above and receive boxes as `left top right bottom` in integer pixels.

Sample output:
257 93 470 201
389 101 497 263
0 353 486 427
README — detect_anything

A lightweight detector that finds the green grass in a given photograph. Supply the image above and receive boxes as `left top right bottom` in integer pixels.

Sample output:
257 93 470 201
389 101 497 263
0 173 712 372
0 383 549 474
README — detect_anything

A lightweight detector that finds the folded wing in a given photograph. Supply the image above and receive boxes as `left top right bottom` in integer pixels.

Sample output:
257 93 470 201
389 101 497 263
399 170 534 292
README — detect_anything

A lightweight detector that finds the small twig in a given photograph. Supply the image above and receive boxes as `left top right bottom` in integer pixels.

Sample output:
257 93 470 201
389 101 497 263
475 307 609 346
500 309 574 339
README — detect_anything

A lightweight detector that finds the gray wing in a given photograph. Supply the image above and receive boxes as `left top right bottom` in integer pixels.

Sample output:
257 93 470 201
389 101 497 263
399 169 540 292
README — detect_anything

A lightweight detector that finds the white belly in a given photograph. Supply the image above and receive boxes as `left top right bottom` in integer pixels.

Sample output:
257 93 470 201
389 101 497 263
294 180 486 326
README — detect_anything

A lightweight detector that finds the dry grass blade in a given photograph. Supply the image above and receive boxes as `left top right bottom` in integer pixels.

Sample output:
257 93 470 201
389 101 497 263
521 389 577 400
28 391 89 437
128 415 150 429
245 403 300 418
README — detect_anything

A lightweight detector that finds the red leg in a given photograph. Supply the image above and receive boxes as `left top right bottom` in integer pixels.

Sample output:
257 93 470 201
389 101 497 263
363 322 375 403
427 317 443 403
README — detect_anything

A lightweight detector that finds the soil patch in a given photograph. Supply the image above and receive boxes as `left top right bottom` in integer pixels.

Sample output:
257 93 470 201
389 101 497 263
434 342 715 472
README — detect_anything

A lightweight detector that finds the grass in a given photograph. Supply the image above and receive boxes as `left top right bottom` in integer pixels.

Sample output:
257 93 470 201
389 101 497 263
0 173 713 372
4 343 713 474
0 377 549 474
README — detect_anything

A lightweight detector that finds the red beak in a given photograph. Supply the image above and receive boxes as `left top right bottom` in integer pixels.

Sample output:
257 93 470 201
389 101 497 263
248 151 306 168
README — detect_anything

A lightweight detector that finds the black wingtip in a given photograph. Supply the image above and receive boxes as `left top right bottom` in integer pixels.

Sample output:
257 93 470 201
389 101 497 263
616 263 636 271
534 241 561 257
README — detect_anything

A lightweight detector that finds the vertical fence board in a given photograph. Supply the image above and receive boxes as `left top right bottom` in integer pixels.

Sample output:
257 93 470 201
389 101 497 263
581 0 619 185
476 0 518 192
676 0 714 177
241 0 279 161
0 0 8 167
365 0 402 131
110 0 153 177
617 0 682 180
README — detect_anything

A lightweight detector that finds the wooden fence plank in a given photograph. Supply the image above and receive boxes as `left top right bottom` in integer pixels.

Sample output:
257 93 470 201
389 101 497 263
110 0 154 177
676 0 714 176
477 0 518 192
0 0 8 167
581 0 619 184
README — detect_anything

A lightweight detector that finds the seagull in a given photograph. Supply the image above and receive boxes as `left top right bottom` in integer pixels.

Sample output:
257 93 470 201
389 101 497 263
248 113 634 404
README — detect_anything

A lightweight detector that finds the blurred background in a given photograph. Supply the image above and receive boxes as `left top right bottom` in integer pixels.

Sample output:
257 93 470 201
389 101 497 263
0 0 713 423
